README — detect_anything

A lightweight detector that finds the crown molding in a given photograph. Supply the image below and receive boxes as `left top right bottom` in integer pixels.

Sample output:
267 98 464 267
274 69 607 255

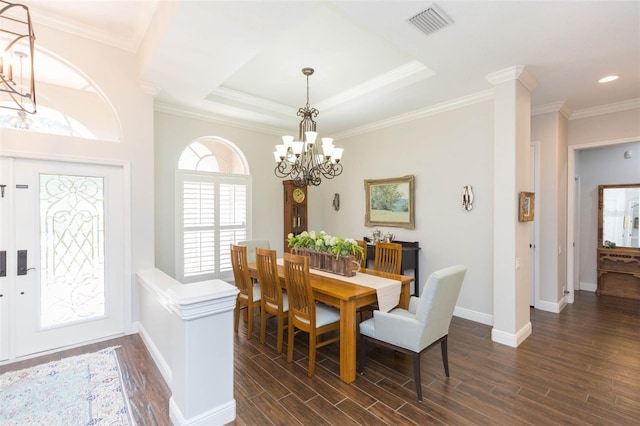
486 66 537 92
532 101 572 119
569 98 640 120
332 89 495 140
206 61 432 117
27 2 158 53
206 87 295 117
316 61 433 111
139 80 161 96
154 102 287 137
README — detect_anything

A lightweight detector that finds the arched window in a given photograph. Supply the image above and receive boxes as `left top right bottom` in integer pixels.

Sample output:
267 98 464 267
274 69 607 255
0 45 119 140
176 137 251 282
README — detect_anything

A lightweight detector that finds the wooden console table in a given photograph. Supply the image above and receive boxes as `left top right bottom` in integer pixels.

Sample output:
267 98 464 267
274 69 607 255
597 247 640 300
365 240 421 296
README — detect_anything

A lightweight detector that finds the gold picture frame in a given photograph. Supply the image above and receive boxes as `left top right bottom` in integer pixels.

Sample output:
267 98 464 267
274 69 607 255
519 192 535 222
364 175 415 229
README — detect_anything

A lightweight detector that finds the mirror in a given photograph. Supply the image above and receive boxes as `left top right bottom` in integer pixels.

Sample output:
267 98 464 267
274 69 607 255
598 184 640 248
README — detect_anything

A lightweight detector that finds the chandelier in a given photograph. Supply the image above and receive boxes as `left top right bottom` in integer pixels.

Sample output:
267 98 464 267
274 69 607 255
0 0 36 114
273 67 343 186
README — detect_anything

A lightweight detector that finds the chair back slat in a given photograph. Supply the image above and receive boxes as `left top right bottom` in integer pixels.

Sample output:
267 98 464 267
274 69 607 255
283 252 314 324
255 248 281 308
373 242 402 274
230 244 253 297
355 239 368 268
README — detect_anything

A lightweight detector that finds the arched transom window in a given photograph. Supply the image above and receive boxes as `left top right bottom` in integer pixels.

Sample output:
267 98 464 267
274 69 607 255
176 137 251 282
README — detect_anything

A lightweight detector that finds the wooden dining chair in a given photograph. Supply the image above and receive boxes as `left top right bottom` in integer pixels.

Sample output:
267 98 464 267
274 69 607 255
355 239 368 269
230 244 261 340
374 242 402 274
256 247 288 353
358 242 403 321
283 252 340 377
238 239 271 264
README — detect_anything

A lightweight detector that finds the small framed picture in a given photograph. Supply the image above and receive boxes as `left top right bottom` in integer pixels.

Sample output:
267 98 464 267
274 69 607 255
519 192 535 222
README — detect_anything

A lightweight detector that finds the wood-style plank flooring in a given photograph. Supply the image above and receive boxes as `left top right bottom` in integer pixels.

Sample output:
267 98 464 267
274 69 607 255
2 291 639 425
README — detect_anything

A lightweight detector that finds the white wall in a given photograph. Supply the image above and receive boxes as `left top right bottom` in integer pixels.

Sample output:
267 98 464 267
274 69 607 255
321 101 495 320
576 142 640 289
531 111 569 306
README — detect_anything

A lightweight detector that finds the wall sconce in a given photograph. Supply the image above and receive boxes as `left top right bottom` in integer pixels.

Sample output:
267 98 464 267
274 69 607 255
332 193 340 211
461 185 474 211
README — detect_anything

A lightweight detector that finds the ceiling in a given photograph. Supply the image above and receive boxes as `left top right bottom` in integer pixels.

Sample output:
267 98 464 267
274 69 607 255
19 0 640 137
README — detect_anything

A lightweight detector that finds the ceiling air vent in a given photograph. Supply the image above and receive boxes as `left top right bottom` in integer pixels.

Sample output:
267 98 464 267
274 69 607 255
408 4 452 36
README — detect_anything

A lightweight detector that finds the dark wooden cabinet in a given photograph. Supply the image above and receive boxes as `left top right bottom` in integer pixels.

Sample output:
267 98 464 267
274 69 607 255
283 180 307 253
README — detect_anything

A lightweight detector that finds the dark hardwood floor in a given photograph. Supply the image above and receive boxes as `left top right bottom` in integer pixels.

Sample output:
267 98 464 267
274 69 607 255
2 291 639 425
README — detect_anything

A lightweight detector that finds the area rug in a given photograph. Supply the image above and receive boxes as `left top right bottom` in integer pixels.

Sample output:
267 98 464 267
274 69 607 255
0 346 134 425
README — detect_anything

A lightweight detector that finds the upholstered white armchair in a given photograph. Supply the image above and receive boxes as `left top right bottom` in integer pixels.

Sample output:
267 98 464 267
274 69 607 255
358 265 467 401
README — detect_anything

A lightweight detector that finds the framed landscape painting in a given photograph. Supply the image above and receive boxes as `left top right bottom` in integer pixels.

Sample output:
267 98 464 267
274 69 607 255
364 175 415 229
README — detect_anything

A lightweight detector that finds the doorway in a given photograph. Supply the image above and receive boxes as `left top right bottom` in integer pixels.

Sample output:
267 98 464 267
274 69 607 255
566 137 640 304
0 157 125 360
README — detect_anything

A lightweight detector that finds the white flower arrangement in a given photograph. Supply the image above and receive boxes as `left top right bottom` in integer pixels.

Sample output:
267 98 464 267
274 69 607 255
287 230 364 259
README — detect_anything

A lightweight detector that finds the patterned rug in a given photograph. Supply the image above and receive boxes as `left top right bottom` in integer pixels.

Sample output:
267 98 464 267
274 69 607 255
0 347 134 425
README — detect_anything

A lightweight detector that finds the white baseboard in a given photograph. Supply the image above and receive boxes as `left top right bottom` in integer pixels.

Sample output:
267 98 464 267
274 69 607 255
579 282 597 292
137 321 172 387
170 398 236 426
453 306 493 326
491 322 532 347
535 299 562 313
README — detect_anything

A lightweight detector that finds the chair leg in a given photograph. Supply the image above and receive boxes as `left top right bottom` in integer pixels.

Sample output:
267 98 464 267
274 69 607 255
286 322 295 363
413 353 422 402
441 337 450 377
276 314 284 353
234 300 241 333
246 303 254 339
260 306 267 344
308 330 317 377
357 334 366 374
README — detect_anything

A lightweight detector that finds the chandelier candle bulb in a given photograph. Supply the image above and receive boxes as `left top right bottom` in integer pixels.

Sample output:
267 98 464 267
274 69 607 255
282 135 294 146
305 131 317 144
292 141 304 156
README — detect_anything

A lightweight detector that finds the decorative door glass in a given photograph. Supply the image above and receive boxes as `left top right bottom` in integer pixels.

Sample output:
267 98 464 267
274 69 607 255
39 174 105 328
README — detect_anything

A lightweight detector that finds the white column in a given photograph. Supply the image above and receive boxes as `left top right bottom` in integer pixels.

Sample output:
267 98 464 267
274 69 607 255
167 279 238 425
486 66 536 347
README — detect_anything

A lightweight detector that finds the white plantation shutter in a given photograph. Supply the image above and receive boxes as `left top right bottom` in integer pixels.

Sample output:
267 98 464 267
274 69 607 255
177 171 250 282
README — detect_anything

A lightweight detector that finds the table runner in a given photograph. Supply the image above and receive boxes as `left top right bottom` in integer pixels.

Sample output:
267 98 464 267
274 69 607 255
277 258 401 312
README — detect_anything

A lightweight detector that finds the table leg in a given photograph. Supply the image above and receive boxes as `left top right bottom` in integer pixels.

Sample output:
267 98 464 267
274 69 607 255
339 299 357 383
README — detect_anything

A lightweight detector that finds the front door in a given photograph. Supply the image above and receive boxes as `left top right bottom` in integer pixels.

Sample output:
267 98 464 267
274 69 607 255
1 157 125 358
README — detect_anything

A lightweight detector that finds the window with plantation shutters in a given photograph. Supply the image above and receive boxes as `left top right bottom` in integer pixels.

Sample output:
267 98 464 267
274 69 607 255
176 137 251 283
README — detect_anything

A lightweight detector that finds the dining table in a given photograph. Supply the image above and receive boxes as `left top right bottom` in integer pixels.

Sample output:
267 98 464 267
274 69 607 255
248 262 413 384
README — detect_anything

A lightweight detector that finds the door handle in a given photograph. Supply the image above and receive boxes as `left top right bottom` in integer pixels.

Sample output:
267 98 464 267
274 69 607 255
0 250 5 277
17 250 35 275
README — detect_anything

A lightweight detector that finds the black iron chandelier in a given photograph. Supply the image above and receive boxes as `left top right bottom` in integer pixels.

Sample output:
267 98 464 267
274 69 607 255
0 0 36 114
273 67 343 186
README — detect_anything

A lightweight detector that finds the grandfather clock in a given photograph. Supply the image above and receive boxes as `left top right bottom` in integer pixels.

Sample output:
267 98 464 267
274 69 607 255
283 180 307 252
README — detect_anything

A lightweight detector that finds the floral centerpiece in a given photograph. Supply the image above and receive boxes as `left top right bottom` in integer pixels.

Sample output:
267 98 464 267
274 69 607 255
288 230 364 277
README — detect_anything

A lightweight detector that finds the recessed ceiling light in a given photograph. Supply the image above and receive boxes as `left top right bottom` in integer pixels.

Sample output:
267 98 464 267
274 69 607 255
598 75 619 83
